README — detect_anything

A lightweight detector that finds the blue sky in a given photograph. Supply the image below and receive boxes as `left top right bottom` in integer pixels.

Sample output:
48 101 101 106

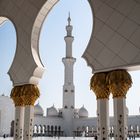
0 0 140 117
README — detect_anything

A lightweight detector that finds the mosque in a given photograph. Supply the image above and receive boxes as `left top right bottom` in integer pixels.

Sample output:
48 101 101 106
0 16 140 138
1 0 140 140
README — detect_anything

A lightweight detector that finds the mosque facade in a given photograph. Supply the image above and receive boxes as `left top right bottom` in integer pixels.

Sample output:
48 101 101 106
0 94 140 137
0 16 140 138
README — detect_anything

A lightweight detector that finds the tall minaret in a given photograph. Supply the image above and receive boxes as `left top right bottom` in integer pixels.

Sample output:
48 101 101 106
62 14 76 109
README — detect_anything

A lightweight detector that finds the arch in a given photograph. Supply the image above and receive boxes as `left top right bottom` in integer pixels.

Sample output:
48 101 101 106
33 125 38 134
83 0 140 73
85 126 89 136
109 126 114 138
29 0 60 85
0 16 17 93
91 126 96 136
58 126 61 131
77 126 80 131
91 125 96 131
88 126 92 132
47 125 50 131
0 1 60 86
0 0 92 138
111 126 114 133
136 125 139 132
10 120 14 137
38 125 42 134
42 125 46 134
0 0 93 87
19 0 90 87
76 126 81 137
128 125 131 132
82 126 86 131
86 126 89 133
51 125 54 132
54 125 57 136
55 125 57 131
130 125 134 131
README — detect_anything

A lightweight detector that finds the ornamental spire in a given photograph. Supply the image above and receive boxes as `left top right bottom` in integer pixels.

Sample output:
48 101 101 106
66 12 73 37
68 12 71 25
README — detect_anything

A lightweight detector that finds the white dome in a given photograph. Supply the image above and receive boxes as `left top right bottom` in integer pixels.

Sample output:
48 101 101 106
34 103 44 116
47 105 58 117
78 106 88 118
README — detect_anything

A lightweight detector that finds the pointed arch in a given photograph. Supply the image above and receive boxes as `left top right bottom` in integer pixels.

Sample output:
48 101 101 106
0 16 17 92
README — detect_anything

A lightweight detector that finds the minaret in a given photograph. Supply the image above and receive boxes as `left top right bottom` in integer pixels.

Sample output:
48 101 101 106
62 14 76 109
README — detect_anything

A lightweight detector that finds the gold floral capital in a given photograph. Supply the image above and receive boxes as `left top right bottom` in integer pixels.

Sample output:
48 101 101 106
107 70 132 98
10 86 24 106
10 84 40 106
90 72 110 99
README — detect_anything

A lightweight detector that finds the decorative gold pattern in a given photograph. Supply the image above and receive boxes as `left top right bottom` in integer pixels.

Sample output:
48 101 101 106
90 72 110 99
107 70 132 98
10 87 24 106
10 84 40 106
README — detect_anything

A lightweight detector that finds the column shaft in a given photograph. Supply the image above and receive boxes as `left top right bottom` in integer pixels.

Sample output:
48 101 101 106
22 84 40 140
97 99 109 140
113 98 127 140
107 70 132 140
23 106 34 140
10 86 25 140
90 72 110 140
14 106 24 140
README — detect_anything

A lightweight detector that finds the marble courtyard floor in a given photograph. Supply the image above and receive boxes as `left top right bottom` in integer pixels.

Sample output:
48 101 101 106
0 137 140 140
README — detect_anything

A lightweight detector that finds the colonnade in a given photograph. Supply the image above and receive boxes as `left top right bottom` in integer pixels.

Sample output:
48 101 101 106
10 84 40 140
10 69 132 140
33 125 63 137
90 69 132 140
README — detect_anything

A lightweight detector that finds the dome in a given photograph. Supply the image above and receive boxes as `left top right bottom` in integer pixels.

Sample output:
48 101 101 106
47 105 58 117
34 103 44 116
78 106 88 118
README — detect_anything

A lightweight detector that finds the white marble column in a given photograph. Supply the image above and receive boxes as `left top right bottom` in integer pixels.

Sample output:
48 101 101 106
14 106 24 140
97 99 109 140
113 98 127 140
10 86 25 140
23 106 34 140
22 84 40 140
108 70 132 140
90 72 110 140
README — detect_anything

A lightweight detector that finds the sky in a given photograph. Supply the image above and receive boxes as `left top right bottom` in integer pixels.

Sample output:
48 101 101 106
0 0 140 117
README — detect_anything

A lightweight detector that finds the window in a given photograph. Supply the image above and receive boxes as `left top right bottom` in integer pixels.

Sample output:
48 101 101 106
64 89 68 92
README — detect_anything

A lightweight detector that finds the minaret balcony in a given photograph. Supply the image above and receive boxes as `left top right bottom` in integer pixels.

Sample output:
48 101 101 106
64 36 74 42
62 57 76 64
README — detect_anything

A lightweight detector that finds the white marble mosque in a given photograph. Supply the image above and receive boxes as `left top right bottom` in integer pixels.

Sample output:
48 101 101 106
0 0 140 140
0 14 140 140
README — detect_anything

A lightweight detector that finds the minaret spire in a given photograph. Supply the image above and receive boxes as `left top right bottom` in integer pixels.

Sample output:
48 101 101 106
68 12 71 25
62 14 76 109
66 12 73 37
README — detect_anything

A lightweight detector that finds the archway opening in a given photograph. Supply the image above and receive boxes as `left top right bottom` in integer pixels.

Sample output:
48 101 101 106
0 17 16 137
38 0 94 117
33 125 38 134
0 17 16 96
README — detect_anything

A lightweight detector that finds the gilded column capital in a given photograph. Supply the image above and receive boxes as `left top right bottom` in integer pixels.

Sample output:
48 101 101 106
90 72 110 99
11 84 40 106
107 70 132 98
10 86 24 106
22 84 40 106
